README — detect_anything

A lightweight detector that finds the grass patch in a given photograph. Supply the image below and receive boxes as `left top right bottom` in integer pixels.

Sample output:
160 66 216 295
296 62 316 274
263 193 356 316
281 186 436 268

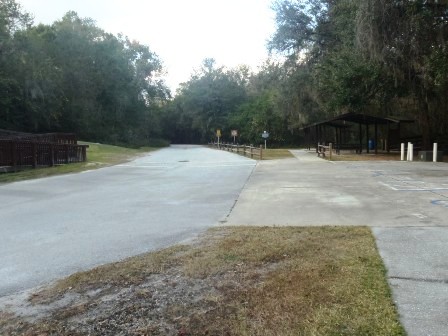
1 227 404 335
0 142 158 184
329 153 401 161
326 152 448 162
262 148 295 160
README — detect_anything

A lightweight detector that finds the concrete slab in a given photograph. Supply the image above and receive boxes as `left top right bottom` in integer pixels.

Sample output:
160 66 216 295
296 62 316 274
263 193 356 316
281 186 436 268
289 149 324 162
225 154 448 227
374 227 448 336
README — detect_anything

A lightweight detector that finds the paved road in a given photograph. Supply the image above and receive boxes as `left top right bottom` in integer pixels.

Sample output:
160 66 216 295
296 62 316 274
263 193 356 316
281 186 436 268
226 149 448 336
0 145 255 297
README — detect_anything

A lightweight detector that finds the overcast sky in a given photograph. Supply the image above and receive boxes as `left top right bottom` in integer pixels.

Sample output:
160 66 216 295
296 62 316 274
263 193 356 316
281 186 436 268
17 0 276 92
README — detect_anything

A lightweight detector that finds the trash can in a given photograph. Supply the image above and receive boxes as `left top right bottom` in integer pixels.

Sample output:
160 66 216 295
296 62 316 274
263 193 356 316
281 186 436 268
368 139 375 150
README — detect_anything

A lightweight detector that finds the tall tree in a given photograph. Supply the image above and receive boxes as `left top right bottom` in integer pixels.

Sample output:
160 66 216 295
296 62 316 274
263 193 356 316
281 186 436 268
0 0 33 130
357 0 448 148
0 3 169 146
172 59 247 143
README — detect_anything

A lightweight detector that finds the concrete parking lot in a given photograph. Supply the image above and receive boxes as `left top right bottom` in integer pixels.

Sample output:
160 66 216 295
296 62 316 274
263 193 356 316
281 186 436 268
226 149 448 336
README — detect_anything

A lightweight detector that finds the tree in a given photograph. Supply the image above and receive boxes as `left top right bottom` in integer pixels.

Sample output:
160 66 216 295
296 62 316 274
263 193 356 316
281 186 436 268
172 59 247 143
0 0 33 130
357 0 448 148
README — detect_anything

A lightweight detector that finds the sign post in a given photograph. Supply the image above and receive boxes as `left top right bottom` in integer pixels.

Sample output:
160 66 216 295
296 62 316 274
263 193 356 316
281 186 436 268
231 130 238 144
216 129 221 148
262 131 269 149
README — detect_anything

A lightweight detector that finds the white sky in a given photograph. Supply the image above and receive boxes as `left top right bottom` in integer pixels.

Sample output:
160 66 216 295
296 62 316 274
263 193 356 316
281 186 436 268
17 0 276 93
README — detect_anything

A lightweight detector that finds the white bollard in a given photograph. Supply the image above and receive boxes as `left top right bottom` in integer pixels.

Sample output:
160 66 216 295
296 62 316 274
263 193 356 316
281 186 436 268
407 142 411 161
409 143 414 161
433 143 438 162
401 143 405 161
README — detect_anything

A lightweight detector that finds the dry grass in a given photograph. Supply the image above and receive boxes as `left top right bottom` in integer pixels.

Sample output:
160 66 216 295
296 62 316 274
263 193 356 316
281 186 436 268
329 152 401 161
1 227 404 336
329 152 448 162
262 148 295 160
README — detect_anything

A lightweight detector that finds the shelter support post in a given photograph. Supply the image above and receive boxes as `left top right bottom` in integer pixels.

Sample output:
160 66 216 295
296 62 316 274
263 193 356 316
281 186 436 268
374 122 378 154
366 124 370 154
359 123 362 154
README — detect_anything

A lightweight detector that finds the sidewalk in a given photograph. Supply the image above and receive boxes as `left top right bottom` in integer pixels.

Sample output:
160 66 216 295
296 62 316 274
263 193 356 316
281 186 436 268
225 149 448 335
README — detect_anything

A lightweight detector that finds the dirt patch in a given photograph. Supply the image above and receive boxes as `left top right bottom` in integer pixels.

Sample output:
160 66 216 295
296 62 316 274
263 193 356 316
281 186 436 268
0 227 404 335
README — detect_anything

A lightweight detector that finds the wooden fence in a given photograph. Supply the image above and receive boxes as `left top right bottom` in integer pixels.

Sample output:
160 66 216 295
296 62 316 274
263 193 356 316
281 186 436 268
317 143 333 159
0 135 88 171
209 143 263 160
0 131 77 144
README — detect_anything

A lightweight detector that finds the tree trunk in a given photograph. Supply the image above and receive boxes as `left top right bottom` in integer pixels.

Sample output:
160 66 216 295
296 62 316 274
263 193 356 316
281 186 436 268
419 100 432 150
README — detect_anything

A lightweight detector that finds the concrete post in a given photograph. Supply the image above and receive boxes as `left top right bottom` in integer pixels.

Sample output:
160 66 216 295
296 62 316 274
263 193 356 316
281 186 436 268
407 142 411 161
409 143 414 161
433 143 438 162
401 143 405 161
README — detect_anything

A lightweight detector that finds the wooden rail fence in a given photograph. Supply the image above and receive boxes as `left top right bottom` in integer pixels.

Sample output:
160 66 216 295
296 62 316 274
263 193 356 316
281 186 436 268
209 142 263 160
317 143 333 159
0 132 88 171
0 131 78 144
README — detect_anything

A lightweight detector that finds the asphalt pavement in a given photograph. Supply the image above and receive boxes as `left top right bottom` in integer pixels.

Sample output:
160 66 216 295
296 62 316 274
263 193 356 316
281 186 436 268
225 149 448 336
0 145 256 296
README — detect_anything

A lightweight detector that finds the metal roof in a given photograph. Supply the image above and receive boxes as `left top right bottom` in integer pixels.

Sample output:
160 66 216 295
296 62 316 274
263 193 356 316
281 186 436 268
301 112 413 130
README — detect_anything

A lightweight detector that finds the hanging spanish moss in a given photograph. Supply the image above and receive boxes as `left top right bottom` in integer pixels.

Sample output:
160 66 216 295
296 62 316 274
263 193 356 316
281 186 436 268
356 0 448 148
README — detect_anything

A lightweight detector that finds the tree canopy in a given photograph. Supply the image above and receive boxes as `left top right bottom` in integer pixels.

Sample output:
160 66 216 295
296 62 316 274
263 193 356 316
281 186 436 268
1 0 447 148
0 1 169 146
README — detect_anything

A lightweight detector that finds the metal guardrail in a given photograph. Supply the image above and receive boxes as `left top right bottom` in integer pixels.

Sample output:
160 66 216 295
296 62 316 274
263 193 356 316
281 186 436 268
209 143 263 160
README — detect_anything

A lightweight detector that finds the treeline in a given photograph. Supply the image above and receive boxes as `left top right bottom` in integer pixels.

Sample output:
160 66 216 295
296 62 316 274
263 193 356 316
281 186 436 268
168 0 448 148
1 0 447 148
162 59 303 145
0 0 169 146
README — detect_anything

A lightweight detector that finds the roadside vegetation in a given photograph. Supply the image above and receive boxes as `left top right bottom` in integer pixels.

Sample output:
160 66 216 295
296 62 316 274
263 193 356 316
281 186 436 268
262 148 295 160
328 153 401 162
0 227 404 335
327 152 448 162
0 142 158 184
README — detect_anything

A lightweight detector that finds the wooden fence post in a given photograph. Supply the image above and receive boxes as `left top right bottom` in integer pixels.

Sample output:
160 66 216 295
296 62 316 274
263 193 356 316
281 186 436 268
250 146 253 159
329 143 333 161
32 142 38 168
65 144 69 164
11 141 17 171
260 145 263 160
50 144 55 167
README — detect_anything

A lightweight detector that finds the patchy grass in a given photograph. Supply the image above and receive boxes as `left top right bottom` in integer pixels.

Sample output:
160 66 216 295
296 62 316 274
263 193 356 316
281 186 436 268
329 152 448 162
262 148 295 160
0 142 158 184
1 227 404 336
328 152 401 161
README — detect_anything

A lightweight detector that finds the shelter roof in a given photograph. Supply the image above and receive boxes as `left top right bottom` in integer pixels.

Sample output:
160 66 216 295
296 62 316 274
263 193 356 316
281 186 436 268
301 112 413 130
